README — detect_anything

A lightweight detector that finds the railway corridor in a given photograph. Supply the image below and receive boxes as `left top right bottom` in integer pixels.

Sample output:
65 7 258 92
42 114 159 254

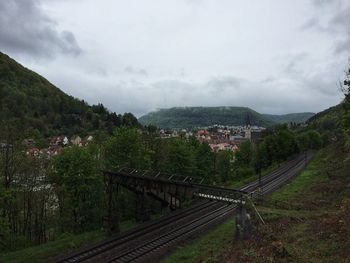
52 152 314 263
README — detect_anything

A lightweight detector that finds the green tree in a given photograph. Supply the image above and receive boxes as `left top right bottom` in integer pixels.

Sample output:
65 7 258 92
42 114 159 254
122 113 140 128
104 127 151 171
342 64 350 148
161 138 196 176
235 140 254 166
216 150 232 182
296 129 322 150
194 141 214 183
275 126 299 160
51 145 103 233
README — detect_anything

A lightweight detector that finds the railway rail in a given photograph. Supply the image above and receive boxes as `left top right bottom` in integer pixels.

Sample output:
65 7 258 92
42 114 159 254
52 152 313 263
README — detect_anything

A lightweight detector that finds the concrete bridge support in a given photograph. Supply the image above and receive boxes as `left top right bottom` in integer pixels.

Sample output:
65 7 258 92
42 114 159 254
235 204 252 241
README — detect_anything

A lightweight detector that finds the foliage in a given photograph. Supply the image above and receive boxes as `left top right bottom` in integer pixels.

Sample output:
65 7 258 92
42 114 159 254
262 112 315 124
104 127 151 171
193 140 215 183
0 52 140 138
51 145 103 233
307 104 343 139
235 140 254 166
296 130 323 151
161 219 234 263
254 125 299 169
342 64 350 148
159 138 197 176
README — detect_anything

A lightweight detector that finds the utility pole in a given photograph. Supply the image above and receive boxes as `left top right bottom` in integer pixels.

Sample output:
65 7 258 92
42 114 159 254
255 162 262 192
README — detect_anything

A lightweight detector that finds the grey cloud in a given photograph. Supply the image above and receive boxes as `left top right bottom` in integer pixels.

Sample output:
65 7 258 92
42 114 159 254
300 17 320 30
0 0 81 58
153 80 194 91
300 17 331 33
281 53 342 97
312 0 333 7
207 77 241 88
124 66 148 76
330 5 350 54
305 1 350 54
284 53 308 75
206 77 241 94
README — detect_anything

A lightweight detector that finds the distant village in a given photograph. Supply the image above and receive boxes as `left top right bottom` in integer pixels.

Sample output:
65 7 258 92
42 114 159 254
16 124 266 158
23 135 94 158
159 124 266 153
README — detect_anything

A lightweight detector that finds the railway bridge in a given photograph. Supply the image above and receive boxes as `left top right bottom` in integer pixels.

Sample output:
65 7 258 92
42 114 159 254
103 168 249 234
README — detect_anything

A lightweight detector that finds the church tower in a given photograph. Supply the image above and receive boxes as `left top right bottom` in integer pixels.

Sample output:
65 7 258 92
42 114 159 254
244 113 251 140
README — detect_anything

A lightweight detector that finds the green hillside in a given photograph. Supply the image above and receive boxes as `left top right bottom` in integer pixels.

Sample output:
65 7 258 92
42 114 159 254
0 52 138 137
306 104 343 137
262 112 315 124
138 106 276 129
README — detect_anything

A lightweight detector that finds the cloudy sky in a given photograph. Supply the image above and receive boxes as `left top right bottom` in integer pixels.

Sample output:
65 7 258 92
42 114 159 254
0 0 349 116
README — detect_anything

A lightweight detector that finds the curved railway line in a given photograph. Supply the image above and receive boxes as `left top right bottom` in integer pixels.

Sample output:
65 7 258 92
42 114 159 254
52 152 313 263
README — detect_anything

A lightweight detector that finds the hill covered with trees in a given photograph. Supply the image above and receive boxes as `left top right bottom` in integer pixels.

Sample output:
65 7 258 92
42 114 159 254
262 112 315 124
0 52 139 138
138 107 314 129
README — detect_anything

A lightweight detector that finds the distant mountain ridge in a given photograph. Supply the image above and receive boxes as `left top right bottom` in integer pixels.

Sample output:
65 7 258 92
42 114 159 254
139 107 315 129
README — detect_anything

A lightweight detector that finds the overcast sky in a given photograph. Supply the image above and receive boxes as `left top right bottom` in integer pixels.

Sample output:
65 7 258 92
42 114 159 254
1 0 349 116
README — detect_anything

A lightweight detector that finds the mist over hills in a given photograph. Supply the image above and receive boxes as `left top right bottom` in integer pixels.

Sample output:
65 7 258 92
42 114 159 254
139 107 315 129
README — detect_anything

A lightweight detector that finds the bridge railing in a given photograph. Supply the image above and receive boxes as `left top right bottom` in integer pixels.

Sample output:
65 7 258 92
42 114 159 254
118 167 205 185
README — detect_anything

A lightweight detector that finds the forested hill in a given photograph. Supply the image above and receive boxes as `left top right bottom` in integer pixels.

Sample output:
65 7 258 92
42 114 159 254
262 112 315 124
0 52 139 137
138 107 314 129
306 104 343 137
139 107 275 128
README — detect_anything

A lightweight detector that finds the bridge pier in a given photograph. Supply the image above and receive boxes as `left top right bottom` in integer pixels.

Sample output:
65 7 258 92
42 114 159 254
135 192 150 222
235 203 252 241
104 173 120 236
169 194 181 211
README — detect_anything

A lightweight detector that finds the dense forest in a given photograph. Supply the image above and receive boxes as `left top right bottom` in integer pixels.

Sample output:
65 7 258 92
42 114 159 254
0 52 140 139
138 107 314 129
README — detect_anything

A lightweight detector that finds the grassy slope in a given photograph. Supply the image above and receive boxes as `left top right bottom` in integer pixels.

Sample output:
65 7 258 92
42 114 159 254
161 219 235 263
220 143 350 262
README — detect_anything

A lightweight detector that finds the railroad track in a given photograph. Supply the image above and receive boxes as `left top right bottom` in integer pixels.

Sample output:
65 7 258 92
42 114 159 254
107 205 235 263
52 200 217 263
52 152 313 263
